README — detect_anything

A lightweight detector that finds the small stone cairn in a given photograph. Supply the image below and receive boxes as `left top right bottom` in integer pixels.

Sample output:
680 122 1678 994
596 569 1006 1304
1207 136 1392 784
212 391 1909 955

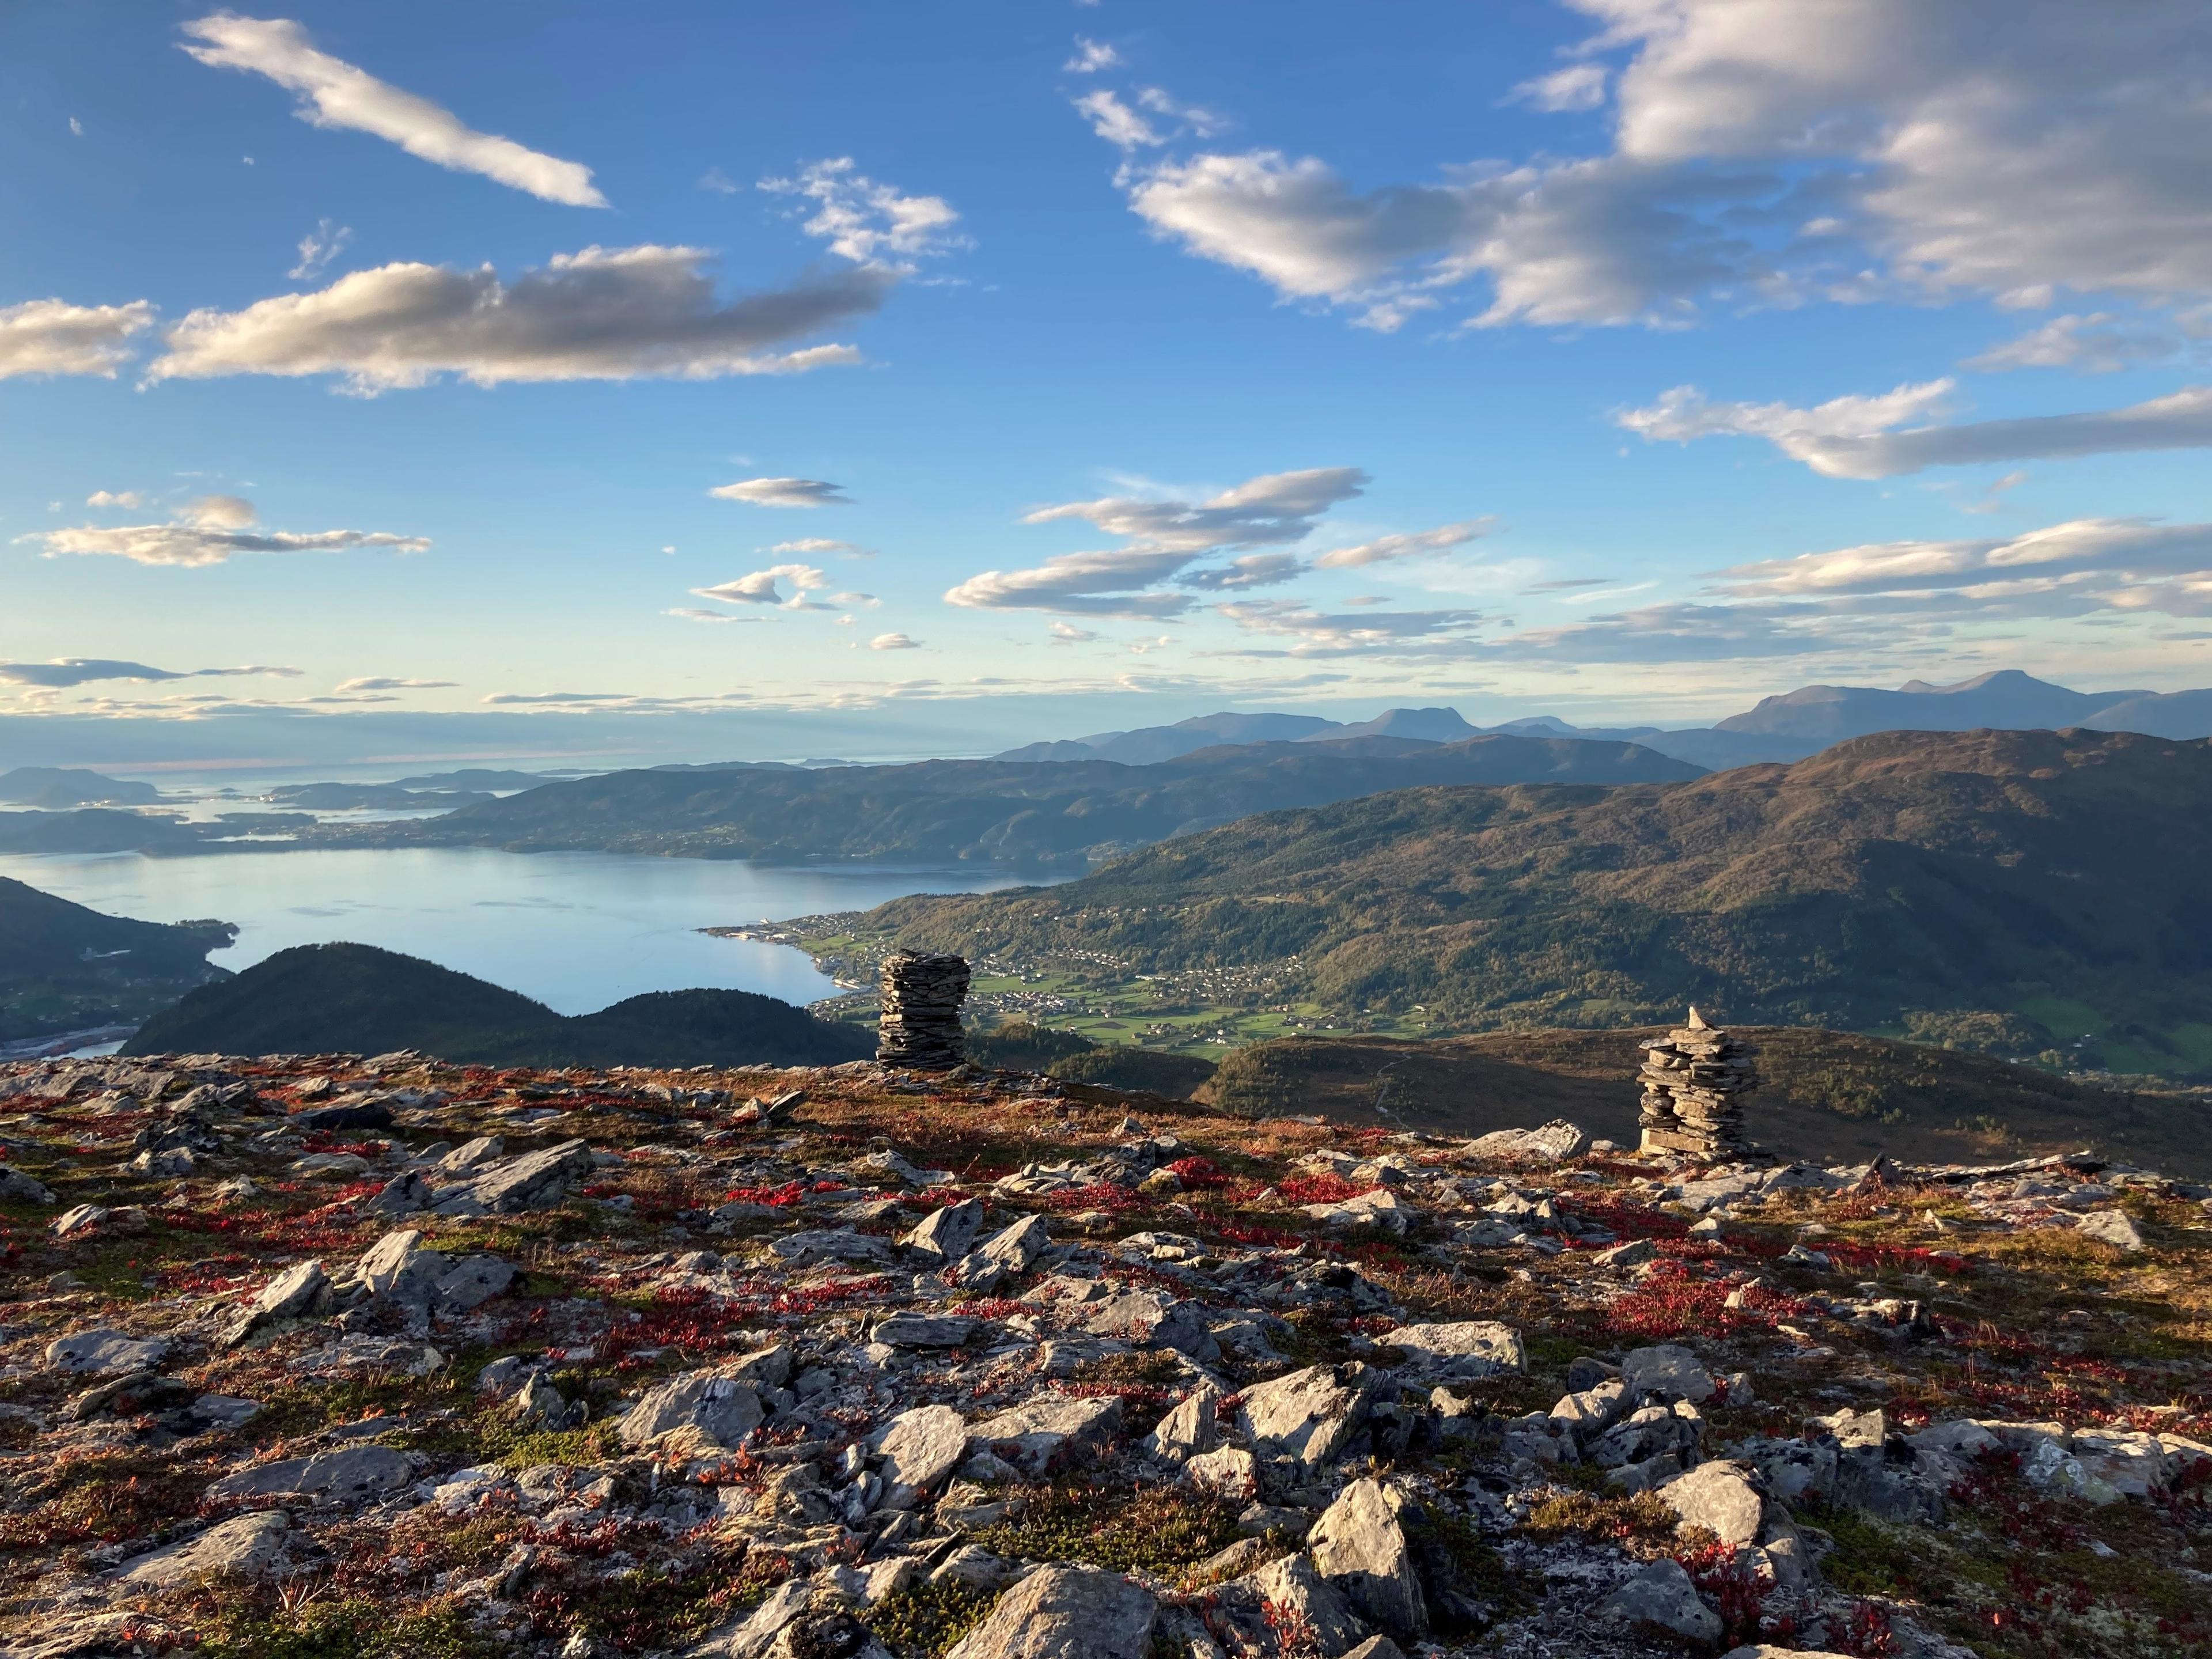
876 952 971 1070
1637 1007 1762 1160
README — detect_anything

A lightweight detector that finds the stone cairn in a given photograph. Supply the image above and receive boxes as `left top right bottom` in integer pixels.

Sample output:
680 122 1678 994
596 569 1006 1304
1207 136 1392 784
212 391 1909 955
1637 1007 1762 1160
876 951 971 1070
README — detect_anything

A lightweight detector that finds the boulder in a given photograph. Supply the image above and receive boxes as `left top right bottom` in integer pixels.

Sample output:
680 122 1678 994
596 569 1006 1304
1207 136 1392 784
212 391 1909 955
1621 1343 1715 1403
1656 1460 1764 1546
1461 1120 1589 1163
205 1444 413 1505
969 1393 1123 1475
619 1371 764 1452
46 1328 168 1375
1214 1552 1369 1656
1307 1479 1426 1642
1143 1387 1222 1463
1183 1446 1260 1493
872 1313 978 1349
1237 1363 1375 1475
1599 1558 1719 1643
430 1137 593 1215
903 1199 984 1263
944 1564 1157 1659
112 1512 291 1587
876 1404 968 1493
2077 1210 2146 1251
0 1165 56 1205
221 1259 328 1347
1385 1321 1524 1379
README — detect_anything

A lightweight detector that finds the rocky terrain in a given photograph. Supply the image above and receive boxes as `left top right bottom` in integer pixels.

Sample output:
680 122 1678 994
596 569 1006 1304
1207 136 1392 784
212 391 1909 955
0 1054 2206 1658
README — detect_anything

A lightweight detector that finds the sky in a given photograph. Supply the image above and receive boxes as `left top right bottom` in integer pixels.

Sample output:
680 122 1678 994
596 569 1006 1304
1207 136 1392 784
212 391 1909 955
5 1 2212 770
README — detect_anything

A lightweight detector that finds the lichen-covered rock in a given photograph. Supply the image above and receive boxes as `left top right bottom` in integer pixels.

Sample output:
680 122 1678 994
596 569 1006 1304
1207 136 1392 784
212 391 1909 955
1306 1478 1427 1642
618 1370 763 1452
943 1564 1157 1659
205 1444 414 1505
1237 1363 1374 1474
112 1512 292 1587
46 1328 168 1374
875 1403 968 1493
1600 1558 1720 1643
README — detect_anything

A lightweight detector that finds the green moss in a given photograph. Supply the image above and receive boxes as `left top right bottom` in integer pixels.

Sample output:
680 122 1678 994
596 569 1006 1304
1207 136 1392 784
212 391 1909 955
198 1601 501 1659
969 1481 1242 1576
865 1579 998 1658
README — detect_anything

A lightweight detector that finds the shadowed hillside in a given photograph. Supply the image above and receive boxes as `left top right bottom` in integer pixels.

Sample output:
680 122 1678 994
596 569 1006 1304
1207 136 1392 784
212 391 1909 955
857 729 2212 1070
123 942 872 1067
0 878 233 1043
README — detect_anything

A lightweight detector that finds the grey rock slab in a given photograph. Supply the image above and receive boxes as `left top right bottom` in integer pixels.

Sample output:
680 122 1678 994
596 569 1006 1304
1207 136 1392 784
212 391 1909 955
432 1137 593 1215
872 1313 978 1349
1385 1320 1524 1378
1461 1120 1589 1162
1339 1641 1406 1659
1216 1552 1369 1657
969 1393 1123 1475
1621 1342 1715 1403
1657 1460 1766 1546
0 1165 55 1205
1237 1362 1374 1474
903 1198 984 1262
206 1444 413 1505
875 1404 968 1493
1600 1558 1720 1643
222 1258 329 1347
618 1371 763 1452
943 1564 1157 1659
46 1328 168 1375
112 1511 291 1587
435 1254 517 1310
2077 1210 2146 1251
1143 1386 1221 1462
1306 1479 1426 1642
974 1212 1051 1274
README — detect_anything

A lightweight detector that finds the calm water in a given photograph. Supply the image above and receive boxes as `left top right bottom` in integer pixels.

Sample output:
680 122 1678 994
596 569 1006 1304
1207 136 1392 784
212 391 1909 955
0 847 1048 1014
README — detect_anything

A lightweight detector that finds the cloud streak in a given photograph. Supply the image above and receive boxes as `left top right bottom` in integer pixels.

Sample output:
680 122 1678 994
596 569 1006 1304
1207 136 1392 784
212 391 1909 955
0 299 156 378
180 12 607 206
24 496 428 567
0 658 300 687
146 245 882 391
711 478 853 508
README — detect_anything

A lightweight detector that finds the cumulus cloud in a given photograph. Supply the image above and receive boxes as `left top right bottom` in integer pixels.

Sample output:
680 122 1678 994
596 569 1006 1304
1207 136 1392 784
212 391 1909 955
1021 467 1366 552
869 632 920 650
758 158 967 270
1065 38 1121 74
711 477 852 508
333 676 456 691
146 245 882 391
23 496 428 567
1312 518 1494 569
691 563 832 609
289 217 352 280
1094 0 2212 332
180 12 607 206
1620 378 2212 478
0 298 156 378
86 490 146 509
1075 90 1164 151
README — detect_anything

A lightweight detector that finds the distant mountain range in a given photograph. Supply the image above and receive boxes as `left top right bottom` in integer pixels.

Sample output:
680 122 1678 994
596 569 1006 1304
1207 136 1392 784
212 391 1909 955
124 941 872 1067
0 766 161 808
0 877 234 1044
331 733 1702 868
993 671 2212 771
862 727 2212 1074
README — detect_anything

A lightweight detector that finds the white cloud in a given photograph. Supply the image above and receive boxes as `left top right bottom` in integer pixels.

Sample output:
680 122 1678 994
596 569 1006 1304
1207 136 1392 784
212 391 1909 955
711 477 852 508
1021 466 1366 552
289 217 352 280
333 676 456 691
1048 622 1100 642
770 537 870 556
0 658 300 687
1714 517 2212 603
1178 552 1306 591
1621 378 2212 478
759 158 966 270
1966 311 2206 373
180 12 607 206
692 563 832 609
699 167 737 194
1075 90 1164 151
86 490 147 509
666 607 757 624
869 632 921 650
24 497 427 568
1065 38 1121 74
69 117 84 137
831 591 878 607
1480 601 1863 663
946 548 1198 619
147 246 882 391
1214 600 1489 658
1099 0 2212 334
1312 518 1494 569
0 298 157 378
1510 63 1608 112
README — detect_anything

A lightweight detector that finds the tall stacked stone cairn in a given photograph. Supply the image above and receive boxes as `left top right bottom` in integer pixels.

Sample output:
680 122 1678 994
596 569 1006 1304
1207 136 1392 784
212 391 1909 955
876 951 971 1070
1636 1006 1763 1160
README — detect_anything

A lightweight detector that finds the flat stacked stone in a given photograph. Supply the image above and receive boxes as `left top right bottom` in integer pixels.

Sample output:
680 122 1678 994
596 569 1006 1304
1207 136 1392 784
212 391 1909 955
876 952 971 1070
1637 1007 1761 1161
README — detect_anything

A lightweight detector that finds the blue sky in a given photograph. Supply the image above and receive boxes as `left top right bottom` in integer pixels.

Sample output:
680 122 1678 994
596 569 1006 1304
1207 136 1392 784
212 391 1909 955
5 1 2211 767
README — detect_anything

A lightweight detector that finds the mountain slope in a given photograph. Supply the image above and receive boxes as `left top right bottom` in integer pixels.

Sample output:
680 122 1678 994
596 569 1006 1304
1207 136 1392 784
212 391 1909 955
123 942 873 1066
1712 670 2147 744
337 733 1703 868
856 728 2212 1054
0 767 161 807
0 877 234 1041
